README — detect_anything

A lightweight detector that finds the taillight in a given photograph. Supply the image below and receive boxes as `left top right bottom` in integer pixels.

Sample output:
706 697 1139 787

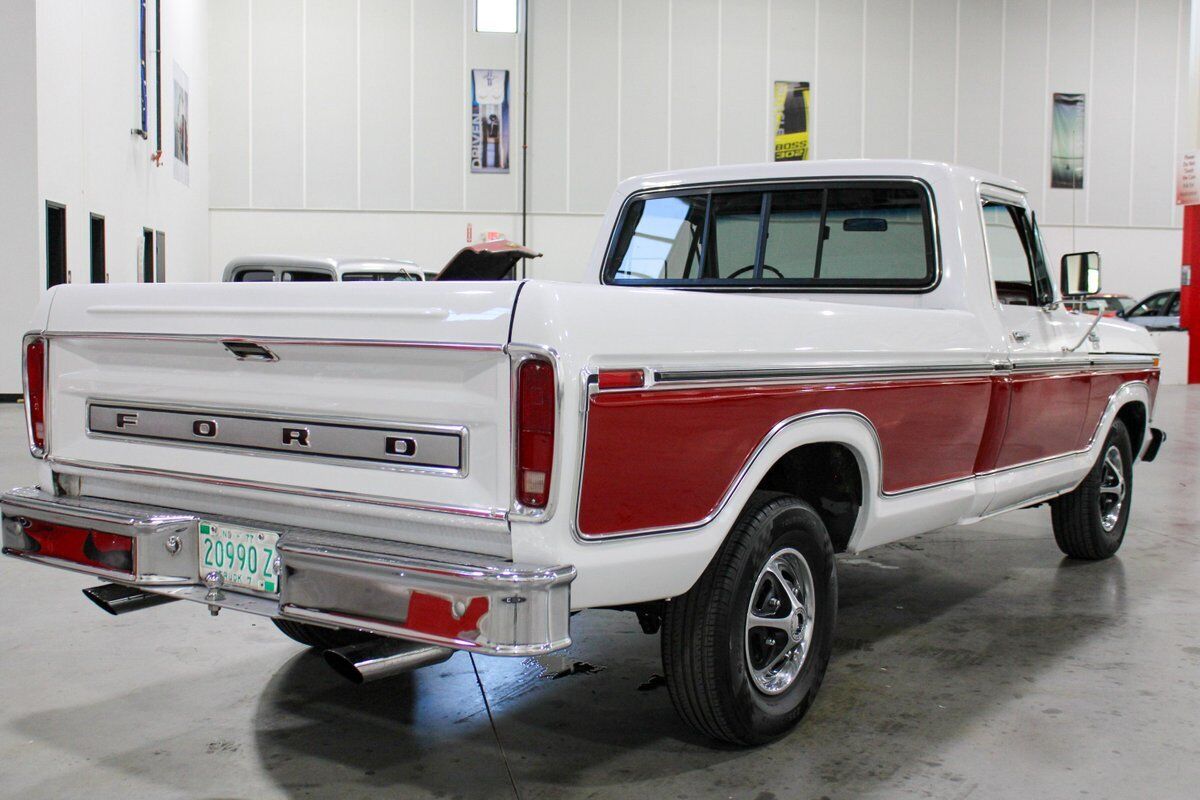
23 335 47 457
8 518 134 574
516 358 555 509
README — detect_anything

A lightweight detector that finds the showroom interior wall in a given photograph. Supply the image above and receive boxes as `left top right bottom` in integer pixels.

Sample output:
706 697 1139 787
209 0 1189 298
37 0 211 292
0 1 42 397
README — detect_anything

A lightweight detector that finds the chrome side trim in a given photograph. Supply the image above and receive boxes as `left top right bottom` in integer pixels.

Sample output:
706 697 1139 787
652 362 997 387
85 399 468 478
39 330 506 352
46 457 508 520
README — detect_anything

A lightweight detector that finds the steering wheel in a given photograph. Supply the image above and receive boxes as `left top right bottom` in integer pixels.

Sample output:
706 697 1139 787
726 264 784 280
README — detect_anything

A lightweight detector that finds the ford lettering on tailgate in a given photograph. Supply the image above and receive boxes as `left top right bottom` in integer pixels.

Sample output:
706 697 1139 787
86 402 464 474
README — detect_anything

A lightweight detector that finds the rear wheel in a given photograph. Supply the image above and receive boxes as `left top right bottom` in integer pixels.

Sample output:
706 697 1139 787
272 618 379 650
662 491 837 745
1050 419 1134 560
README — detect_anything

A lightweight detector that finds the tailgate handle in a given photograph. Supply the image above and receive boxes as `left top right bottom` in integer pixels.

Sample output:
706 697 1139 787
222 341 278 362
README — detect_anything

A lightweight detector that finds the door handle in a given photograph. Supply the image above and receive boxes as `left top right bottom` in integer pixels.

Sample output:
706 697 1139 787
1011 330 1030 343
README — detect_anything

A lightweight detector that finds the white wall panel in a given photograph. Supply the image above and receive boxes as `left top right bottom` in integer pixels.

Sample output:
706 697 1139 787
769 0 816 105
1088 0 1137 227
567 0 619 212
814 0 863 158
619 0 671 179
209 0 250 207
955 0 1004 173
669 0 720 169
1044 0 1092 226
250 0 304 208
528 0 569 212
719 0 769 165
1132 0 1182 227
412 0 465 210
304 0 357 209
863 0 910 159
360 0 413 210
1001 0 1049 206
909 0 958 161
1173 0 1188 228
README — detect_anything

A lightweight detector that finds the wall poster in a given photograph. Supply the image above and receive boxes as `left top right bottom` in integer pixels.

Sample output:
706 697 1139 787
173 62 190 186
772 81 810 162
471 69 510 173
1050 92 1085 189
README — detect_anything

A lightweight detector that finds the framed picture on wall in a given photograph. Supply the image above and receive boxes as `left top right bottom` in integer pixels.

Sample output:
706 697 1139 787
1051 93 1085 189
773 81 810 162
173 62 190 186
471 69 510 173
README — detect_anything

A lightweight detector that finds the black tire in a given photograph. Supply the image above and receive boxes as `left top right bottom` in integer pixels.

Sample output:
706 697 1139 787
662 491 837 746
272 618 379 650
1051 418 1134 560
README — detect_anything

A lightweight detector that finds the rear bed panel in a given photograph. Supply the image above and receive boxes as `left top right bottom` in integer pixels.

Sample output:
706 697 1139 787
38 282 521 554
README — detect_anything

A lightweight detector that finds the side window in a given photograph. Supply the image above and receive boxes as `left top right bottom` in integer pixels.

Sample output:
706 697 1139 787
611 195 707 280
1168 293 1181 316
982 201 1036 306
1127 293 1170 318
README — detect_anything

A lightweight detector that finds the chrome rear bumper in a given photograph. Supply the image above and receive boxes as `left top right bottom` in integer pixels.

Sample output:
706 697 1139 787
1 487 575 656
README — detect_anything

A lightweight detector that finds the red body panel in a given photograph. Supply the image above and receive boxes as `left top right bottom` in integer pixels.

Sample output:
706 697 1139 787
577 368 1157 537
579 377 993 536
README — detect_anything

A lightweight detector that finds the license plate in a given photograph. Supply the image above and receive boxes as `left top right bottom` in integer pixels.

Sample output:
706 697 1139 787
198 521 280 594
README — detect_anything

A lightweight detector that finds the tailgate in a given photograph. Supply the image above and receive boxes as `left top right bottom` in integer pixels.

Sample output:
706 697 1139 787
40 281 521 553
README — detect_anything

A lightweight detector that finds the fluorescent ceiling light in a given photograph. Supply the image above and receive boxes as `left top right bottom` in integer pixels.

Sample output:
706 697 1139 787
476 0 518 33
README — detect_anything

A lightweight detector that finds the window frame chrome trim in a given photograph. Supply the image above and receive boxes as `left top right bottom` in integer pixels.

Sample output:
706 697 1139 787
598 176 943 294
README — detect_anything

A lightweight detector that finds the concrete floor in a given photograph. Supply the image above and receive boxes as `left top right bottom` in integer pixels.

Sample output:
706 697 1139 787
0 388 1197 800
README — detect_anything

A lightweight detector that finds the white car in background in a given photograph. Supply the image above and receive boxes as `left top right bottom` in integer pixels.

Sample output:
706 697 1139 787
222 255 428 283
1121 289 1182 331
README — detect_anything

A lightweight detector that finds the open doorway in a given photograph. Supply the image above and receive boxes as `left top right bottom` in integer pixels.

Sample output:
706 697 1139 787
90 214 106 283
141 228 154 283
46 202 67 288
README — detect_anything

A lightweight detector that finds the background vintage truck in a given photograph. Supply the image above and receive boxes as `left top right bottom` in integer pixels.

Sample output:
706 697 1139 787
2 160 1163 745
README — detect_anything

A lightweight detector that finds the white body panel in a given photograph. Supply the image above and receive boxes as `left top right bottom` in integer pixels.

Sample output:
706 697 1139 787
26 161 1161 610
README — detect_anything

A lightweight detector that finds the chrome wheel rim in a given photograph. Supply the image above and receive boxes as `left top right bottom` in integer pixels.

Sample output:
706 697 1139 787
744 547 816 695
1098 445 1126 532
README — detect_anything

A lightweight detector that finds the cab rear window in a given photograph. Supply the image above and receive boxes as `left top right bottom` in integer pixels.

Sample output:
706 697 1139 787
603 181 936 290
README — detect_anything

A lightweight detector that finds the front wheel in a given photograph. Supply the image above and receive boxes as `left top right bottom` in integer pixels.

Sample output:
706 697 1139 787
661 491 837 746
1050 419 1134 560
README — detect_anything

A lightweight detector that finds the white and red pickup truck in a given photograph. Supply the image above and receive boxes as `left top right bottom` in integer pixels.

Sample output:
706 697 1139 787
3 161 1165 745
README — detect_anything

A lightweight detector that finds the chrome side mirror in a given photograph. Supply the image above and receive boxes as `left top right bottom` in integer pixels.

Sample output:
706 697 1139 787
1060 251 1101 297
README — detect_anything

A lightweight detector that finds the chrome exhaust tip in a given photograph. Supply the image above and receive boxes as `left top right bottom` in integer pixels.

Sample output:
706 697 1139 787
82 583 179 615
324 638 454 684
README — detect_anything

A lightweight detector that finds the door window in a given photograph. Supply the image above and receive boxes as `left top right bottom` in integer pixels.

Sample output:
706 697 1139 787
1126 292 1173 318
982 201 1048 306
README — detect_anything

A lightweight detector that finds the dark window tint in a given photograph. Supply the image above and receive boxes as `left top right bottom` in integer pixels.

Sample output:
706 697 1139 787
281 269 334 282
1127 292 1174 318
234 269 276 282
605 181 935 289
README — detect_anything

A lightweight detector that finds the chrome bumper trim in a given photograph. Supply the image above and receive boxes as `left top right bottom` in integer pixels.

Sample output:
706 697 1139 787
1 488 575 656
